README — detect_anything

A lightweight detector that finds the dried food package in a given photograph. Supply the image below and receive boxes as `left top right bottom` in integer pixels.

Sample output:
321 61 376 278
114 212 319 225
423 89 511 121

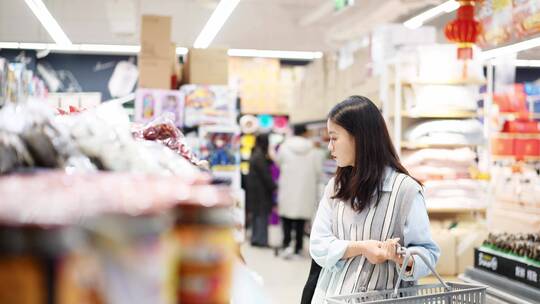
134 113 203 167
0 101 96 173
0 131 34 174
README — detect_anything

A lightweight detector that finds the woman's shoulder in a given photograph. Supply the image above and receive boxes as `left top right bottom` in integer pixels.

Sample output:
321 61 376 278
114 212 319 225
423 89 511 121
322 177 336 199
394 172 423 194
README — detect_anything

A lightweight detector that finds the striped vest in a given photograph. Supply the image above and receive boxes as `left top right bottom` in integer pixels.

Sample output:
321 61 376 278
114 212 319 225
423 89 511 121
312 172 421 303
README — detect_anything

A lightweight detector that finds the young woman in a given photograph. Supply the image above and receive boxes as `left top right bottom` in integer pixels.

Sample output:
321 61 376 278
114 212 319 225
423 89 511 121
309 96 440 303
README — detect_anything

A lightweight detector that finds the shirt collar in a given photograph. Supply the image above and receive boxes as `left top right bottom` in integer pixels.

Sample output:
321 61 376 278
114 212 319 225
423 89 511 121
382 166 395 192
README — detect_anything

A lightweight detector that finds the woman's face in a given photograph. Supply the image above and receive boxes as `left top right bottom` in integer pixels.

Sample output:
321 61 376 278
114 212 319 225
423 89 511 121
327 119 355 167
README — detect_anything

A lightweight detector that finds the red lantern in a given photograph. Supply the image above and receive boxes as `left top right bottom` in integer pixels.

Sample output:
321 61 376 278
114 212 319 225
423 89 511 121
444 0 483 60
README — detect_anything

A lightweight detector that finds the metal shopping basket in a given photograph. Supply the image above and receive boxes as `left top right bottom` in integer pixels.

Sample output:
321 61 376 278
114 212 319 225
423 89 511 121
326 247 486 304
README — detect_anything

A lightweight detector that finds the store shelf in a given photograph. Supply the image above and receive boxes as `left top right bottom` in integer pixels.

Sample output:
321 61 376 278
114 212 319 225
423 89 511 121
492 155 540 162
401 79 487 86
418 275 461 285
493 132 540 139
0 171 228 225
401 141 480 149
460 267 540 304
498 112 540 120
400 110 479 119
427 206 487 214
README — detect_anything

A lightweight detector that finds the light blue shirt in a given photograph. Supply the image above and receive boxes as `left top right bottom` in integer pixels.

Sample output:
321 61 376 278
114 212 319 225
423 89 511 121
309 168 440 282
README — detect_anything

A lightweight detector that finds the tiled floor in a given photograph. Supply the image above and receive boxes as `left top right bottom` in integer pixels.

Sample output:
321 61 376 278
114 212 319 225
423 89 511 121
242 243 311 304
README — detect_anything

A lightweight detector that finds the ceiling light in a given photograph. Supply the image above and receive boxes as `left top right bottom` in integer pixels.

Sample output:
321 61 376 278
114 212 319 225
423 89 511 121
47 44 79 51
0 42 20 49
79 44 141 53
480 36 540 59
24 0 72 45
193 0 241 48
404 0 459 29
2 42 321 60
513 60 540 67
228 49 323 60
19 43 48 50
176 47 189 55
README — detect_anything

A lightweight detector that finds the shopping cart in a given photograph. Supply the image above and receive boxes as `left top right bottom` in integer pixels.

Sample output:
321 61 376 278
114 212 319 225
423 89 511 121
326 247 486 304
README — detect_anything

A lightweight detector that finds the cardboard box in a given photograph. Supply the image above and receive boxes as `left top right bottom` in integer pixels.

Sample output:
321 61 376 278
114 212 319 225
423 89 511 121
230 57 281 113
324 53 338 111
432 229 457 276
487 202 540 233
140 15 172 59
451 227 488 274
138 57 171 89
184 48 228 85
292 58 326 123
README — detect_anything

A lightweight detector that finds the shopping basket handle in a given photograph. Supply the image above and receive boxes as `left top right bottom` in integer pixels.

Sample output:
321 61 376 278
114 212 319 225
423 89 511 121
393 247 450 297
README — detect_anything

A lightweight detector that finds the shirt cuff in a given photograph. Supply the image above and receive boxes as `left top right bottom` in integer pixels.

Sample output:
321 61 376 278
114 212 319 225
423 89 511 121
324 239 349 272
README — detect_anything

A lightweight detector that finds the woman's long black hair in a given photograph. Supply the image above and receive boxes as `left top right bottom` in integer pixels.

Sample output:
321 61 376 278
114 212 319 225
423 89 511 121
329 95 418 212
254 133 270 157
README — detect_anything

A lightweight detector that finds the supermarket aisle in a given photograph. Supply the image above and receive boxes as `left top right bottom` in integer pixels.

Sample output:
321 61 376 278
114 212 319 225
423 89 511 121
242 242 311 304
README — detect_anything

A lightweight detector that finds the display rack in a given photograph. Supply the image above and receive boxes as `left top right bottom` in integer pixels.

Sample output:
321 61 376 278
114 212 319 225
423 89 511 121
380 54 489 219
460 268 540 304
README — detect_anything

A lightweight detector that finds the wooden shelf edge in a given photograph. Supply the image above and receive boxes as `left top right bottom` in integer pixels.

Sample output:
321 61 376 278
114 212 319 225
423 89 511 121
492 132 540 139
427 207 487 214
498 112 540 120
401 110 479 119
401 141 481 149
491 155 540 161
401 79 487 86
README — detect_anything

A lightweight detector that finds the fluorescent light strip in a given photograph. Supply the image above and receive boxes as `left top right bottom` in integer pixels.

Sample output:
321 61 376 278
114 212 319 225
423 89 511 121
24 0 72 45
228 49 323 60
404 0 459 29
79 44 141 53
0 42 20 49
0 43 141 54
480 36 540 59
176 47 189 55
19 43 48 50
512 60 540 67
193 0 241 49
1 42 323 60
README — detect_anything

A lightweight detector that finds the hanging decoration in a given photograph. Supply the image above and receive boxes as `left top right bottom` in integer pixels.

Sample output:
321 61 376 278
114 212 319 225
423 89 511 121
444 0 483 60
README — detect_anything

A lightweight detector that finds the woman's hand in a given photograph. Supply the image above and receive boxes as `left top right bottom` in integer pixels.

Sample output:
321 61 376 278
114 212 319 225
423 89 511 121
342 238 414 269
385 238 414 272
343 240 396 264
361 240 395 264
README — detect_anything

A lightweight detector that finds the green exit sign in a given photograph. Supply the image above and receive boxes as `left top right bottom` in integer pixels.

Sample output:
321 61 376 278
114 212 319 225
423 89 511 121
335 0 354 11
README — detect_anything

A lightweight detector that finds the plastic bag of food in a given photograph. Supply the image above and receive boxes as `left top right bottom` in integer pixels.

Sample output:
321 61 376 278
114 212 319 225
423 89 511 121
133 113 205 168
0 101 96 173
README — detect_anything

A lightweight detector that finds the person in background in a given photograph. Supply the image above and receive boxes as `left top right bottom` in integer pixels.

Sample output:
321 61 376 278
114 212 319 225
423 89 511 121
276 124 322 259
246 133 277 247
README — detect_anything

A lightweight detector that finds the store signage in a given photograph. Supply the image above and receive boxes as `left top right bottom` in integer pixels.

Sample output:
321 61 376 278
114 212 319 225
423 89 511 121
478 252 498 271
478 0 540 49
475 248 540 289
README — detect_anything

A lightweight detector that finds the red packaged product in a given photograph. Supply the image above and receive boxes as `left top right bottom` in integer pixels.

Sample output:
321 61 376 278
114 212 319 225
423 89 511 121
515 138 540 158
502 120 540 133
491 137 514 156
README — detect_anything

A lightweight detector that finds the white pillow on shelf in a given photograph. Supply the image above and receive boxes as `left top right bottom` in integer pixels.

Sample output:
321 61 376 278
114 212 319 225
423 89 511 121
408 84 479 113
